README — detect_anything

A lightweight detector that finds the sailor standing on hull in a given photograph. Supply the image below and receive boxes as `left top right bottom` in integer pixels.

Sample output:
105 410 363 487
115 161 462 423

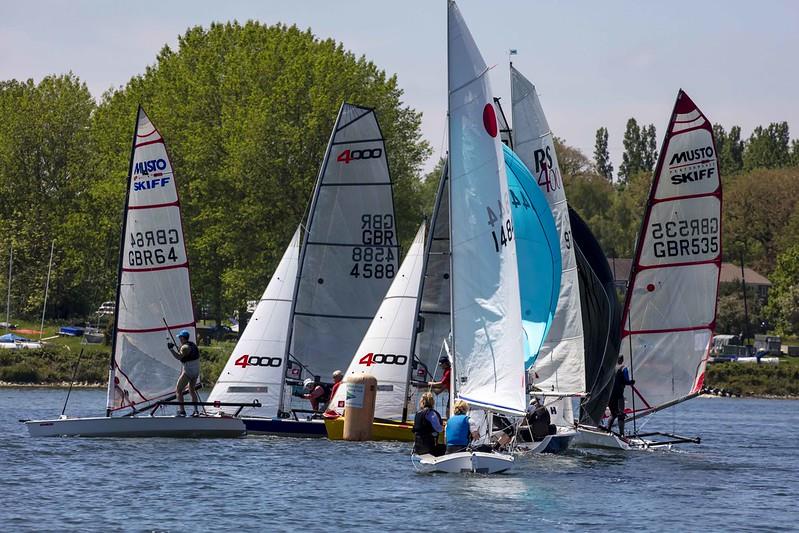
606 355 634 435
168 330 201 416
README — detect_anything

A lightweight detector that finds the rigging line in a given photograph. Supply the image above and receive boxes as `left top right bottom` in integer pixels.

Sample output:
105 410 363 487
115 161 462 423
628 310 637 437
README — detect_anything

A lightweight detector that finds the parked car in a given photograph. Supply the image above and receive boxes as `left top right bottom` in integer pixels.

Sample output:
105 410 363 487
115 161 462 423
97 301 115 316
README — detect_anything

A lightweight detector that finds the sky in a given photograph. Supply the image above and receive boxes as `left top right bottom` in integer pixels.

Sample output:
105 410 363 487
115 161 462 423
2 0 798 174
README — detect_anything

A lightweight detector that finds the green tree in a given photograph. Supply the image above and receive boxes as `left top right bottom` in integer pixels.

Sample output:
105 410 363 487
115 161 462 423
743 122 791 170
0 74 97 318
90 22 431 323
593 127 613 181
640 124 658 172
765 244 799 336
618 118 642 185
714 124 744 176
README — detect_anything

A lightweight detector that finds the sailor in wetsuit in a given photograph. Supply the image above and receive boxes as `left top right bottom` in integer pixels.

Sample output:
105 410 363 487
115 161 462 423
167 330 201 416
412 392 444 456
607 355 635 434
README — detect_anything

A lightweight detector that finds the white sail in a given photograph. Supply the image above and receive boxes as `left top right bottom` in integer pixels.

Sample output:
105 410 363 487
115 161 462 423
288 103 398 383
207 228 300 417
621 90 722 415
107 107 196 412
448 1 526 416
511 65 586 396
328 224 426 420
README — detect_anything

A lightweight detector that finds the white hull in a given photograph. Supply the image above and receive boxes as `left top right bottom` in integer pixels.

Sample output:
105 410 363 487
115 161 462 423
516 426 577 454
25 415 246 438
0 341 42 350
572 426 655 450
412 451 515 474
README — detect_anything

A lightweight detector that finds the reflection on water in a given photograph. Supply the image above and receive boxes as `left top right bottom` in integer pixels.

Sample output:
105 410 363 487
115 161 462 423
1 388 796 531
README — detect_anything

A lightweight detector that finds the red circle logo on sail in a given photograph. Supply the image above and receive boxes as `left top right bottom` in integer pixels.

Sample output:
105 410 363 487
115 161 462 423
483 104 498 138
646 283 656 292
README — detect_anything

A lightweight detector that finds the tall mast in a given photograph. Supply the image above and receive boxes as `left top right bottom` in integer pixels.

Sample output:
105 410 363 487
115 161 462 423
106 106 139 417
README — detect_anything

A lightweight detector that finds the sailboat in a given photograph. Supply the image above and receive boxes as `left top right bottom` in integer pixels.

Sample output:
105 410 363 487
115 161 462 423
25 107 247 437
506 65 586 451
324 223 427 441
574 90 722 449
413 1 559 474
207 102 398 437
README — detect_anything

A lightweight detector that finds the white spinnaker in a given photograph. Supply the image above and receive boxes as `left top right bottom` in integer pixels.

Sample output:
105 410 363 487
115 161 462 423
329 224 426 420
511 66 586 396
448 1 526 416
107 107 196 412
289 103 398 382
621 90 721 415
207 228 300 417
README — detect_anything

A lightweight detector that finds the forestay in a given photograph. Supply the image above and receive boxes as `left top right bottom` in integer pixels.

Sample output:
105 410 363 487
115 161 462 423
328 224 426 420
511 65 586 396
289 103 398 381
448 1 526 416
207 228 301 417
621 90 722 415
107 107 196 413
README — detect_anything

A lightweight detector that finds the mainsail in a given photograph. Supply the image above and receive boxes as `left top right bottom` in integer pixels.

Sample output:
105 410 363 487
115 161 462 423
448 1 526 416
107 106 196 413
287 103 398 383
207 228 300 417
511 65 586 396
569 207 621 426
621 90 722 416
328 224 426 420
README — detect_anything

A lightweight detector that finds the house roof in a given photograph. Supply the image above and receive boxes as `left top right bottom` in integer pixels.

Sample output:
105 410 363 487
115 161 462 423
607 258 771 287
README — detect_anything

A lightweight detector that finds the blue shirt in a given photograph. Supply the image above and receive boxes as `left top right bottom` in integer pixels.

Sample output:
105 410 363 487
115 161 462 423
445 414 471 446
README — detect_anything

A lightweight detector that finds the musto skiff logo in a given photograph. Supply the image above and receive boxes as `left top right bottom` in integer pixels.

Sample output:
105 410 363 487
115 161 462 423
133 158 170 191
668 146 716 185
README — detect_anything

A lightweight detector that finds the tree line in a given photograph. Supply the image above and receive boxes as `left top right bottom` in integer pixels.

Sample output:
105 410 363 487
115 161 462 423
1 20 797 338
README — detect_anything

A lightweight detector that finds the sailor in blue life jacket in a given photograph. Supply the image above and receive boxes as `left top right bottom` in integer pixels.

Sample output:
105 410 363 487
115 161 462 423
606 355 635 434
412 392 445 456
445 400 481 454
167 330 201 417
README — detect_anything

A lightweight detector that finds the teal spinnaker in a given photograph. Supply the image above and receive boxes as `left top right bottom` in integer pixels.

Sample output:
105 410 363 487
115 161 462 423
503 144 561 369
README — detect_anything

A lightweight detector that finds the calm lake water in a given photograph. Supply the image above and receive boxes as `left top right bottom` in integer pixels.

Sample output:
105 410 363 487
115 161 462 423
1 388 796 531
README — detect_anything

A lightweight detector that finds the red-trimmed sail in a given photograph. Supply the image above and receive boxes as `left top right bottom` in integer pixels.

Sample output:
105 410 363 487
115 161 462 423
106 107 196 413
620 90 722 416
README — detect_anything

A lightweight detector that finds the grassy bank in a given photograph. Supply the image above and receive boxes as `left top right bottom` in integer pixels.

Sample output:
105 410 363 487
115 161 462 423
0 320 236 387
705 357 799 397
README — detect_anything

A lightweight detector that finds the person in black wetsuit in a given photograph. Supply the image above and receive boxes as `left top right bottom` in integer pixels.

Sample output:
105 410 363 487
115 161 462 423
167 330 201 416
526 397 555 441
412 392 445 456
607 355 635 434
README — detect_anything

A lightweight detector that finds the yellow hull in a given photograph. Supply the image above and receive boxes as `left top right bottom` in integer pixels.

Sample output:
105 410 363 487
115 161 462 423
324 417 415 442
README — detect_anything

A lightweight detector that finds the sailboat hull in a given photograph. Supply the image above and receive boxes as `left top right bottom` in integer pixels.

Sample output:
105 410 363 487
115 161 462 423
572 425 650 450
324 417 415 442
241 417 327 438
25 415 246 438
516 426 577 454
413 451 514 474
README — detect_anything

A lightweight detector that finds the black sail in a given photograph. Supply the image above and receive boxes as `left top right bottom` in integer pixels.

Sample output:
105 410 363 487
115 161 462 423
570 207 621 426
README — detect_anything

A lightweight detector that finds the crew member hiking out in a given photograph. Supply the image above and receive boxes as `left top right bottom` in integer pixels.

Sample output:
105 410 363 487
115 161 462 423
412 392 444 456
606 355 635 435
167 330 200 417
